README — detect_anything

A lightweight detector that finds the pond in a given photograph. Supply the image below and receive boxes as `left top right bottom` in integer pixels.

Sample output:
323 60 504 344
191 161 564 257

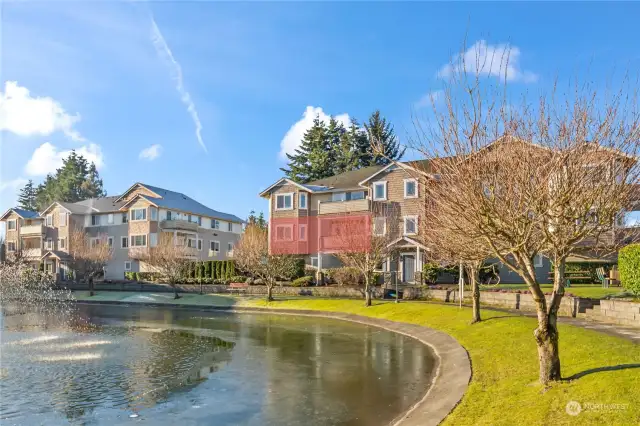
0 304 436 426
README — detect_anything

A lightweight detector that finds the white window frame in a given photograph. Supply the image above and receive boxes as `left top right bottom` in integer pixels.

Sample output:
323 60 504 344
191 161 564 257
91 215 100 226
404 178 418 199
122 212 128 223
350 191 366 200
403 215 418 236
59 212 67 227
299 193 308 209
7 241 16 252
7 219 16 230
373 217 386 236
124 261 132 271
46 214 53 226
299 224 307 241
210 240 220 253
331 192 347 202
211 219 220 229
107 236 114 248
89 237 100 249
275 224 294 241
130 234 147 247
130 208 147 222
373 181 387 201
151 208 158 221
275 193 294 211
121 236 129 248
534 254 544 268
107 213 114 224
227 242 234 255
58 238 66 249
45 238 53 250
227 222 232 232
197 238 203 251
310 256 319 268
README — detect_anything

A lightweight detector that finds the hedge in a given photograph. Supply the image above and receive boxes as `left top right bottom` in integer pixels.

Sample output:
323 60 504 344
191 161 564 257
619 244 640 296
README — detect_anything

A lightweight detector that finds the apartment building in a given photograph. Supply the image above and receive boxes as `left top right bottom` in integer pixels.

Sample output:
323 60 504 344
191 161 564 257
1 182 243 281
261 140 640 285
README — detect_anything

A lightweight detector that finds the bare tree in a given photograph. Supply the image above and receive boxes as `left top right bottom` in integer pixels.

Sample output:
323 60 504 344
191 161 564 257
130 233 193 299
408 41 640 384
68 227 113 296
332 204 398 306
234 223 300 302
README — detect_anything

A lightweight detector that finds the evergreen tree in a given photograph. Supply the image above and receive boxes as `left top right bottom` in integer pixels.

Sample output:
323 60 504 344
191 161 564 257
247 210 268 230
364 110 405 166
281 116 333 183
17 180 38 211
334 119 365 174
33 151 106 210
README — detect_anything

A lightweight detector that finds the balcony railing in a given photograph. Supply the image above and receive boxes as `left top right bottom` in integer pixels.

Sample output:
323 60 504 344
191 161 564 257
318 199 370 215
159 219 199 232
20 224 43 235
23 248 43 258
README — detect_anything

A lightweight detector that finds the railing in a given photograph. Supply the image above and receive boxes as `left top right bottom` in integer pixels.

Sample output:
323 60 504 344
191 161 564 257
20 224 43 235
23 248 43 258
318 199 369 215
159 219 199 232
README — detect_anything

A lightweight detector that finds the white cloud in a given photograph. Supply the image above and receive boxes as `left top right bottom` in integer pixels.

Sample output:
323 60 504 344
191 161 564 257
139 144 163 161
438 40 538 83
415 90 444 109
0 81 84 141
0 178 28 193
150 17 206 153
25 142 104 176
279 106 350 160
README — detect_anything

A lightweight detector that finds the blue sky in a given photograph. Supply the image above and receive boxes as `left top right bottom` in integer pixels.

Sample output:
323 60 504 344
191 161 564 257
1 2 639 222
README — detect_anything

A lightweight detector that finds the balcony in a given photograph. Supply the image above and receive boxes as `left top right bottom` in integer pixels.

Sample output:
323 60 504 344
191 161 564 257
318 199 370 215
23 248 43 258
21 224 43 235
159 219 198 232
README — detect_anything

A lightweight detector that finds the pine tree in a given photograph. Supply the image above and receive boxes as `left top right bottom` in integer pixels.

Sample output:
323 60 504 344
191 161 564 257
247 210 268 230
364 110 405 166
281 116 333 183
333 119 364 174
17 180 38 211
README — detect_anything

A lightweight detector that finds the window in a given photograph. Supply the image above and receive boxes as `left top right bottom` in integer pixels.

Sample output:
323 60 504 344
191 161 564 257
46 238 53 250
150 208 158 221
150 233 158 247
404 216 418 235
188 214 193 223
211 219 219 229
7 241 16 252
299 224 307 241
7 220 16 230
107 214 114 224
59 238 66 249
210 241 220 253
130 235 147 247
275 193 293 210
124 261 132 271
187 238 196 248
121 236 129 248
90 237 99 248
310 256 319 268
275 225 293 241
299 193 308 209
228 222 233 232
227 242 233 254
197 216 202 226
373 182 387 200
197 239 202 251
534 255 544 268
166 211 172 220
404 179 418 198
131 208 147 221
350 191 365 200
91 215 100 226
107 237 114 248
122 213 128 224
373 217 386 235
332 192 346 202
46 214 53 226
59 212 67 226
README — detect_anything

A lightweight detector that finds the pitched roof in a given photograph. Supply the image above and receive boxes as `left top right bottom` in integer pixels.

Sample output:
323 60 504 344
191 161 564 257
0 207 41 221
72 196 127 213
306 165 385 189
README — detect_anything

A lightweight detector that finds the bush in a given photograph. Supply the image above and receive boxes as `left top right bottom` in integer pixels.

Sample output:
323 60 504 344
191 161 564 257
204 261 212 279
227 260 236 279
291 276 313 287
422 263 441 284
134 272 141 282
124 272 135 280
329 267 364 286
229 275 246 283
619 244 640 296
216 261 222 280
293 258 305 279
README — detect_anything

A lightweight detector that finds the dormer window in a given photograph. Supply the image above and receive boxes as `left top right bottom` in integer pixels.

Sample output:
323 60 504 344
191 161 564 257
275 193 293 210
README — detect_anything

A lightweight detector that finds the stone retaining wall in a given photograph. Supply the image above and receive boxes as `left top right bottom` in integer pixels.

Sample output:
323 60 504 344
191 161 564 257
584 300 640 327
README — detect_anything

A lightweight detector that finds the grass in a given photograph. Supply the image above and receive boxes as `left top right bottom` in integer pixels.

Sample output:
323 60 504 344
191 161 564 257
479 283 624 299
73 291 640 425
239 298 640 426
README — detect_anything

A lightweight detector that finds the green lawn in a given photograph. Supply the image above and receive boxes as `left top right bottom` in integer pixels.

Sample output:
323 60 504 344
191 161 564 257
480 283 625 299
238 298 640 426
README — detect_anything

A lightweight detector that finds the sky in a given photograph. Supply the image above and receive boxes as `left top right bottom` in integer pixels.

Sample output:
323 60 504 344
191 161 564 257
1 2 640 225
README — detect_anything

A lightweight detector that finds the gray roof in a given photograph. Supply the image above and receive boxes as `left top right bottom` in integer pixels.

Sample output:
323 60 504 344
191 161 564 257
72 196 126 213
133 185 243 223
306 165 385 189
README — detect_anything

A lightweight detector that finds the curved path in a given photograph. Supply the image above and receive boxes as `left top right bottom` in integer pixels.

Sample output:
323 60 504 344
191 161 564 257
76 300 471 426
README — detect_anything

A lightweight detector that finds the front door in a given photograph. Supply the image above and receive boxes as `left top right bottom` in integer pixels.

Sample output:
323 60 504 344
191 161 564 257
402 255 416 283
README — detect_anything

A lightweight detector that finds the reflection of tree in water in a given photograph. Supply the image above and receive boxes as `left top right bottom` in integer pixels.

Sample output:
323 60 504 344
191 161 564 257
242 315 435 426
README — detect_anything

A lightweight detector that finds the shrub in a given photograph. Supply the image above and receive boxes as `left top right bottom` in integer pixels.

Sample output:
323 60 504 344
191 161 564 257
330 267 364 286
293 258 305 279
422 263 441 284
134 272 141 282
227 260 236 279
204 261 212 278
195 262 202 279
619 244 640 296
291 276 313 287
229 275 246 283
216 261 222 279
124 272 135 280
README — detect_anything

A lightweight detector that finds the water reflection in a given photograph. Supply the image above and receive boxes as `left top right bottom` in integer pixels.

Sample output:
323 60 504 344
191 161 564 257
1 305 434 426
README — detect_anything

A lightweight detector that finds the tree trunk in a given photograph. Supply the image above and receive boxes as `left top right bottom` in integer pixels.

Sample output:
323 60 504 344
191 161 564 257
266 284 274 302
364 276 372 307
89 276 94 297
470 266 481 324
173 283 180 299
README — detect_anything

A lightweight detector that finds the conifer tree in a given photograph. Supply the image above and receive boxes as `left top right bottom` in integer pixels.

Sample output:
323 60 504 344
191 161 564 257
17 180 37 211
364 110 405 165
281 116 333 183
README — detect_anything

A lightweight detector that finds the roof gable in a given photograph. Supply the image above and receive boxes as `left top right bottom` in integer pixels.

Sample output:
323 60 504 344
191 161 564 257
0 208 40 220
